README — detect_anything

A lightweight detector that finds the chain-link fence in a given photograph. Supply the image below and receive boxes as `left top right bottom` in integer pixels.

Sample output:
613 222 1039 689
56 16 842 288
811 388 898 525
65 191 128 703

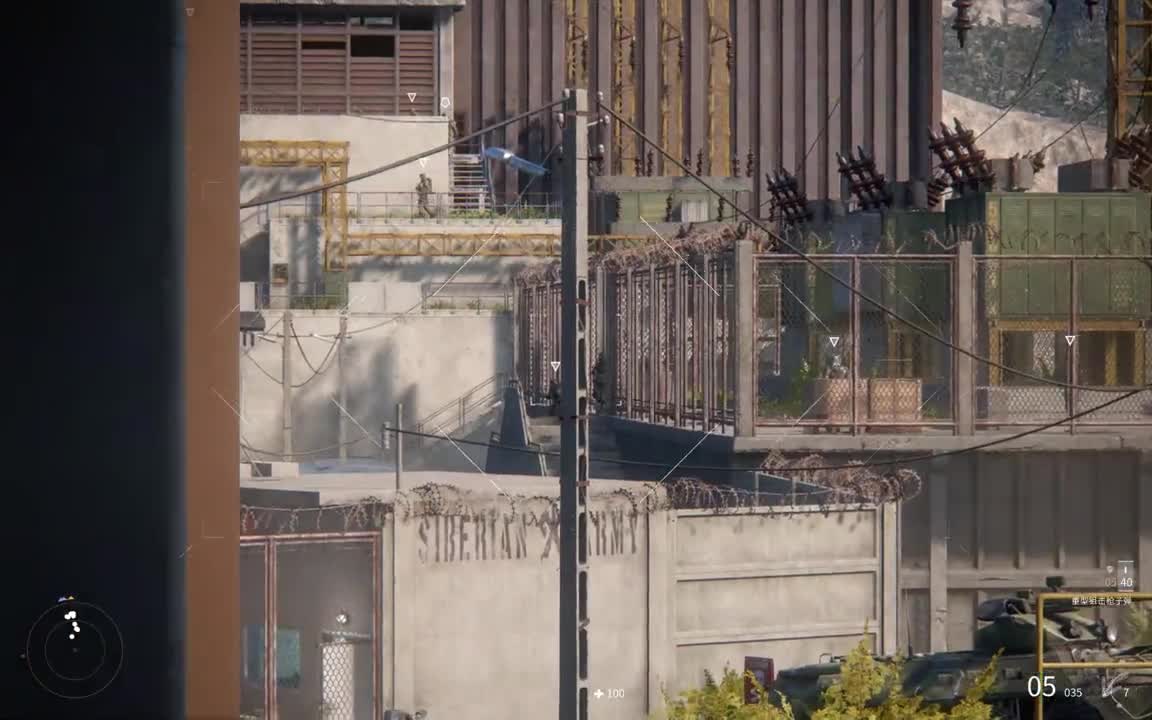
755 255 955 431
516 240 1151 434
976 255 1152 427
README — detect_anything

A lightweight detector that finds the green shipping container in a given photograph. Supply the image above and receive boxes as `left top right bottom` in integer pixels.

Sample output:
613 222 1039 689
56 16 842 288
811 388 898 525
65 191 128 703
945 192 1152 319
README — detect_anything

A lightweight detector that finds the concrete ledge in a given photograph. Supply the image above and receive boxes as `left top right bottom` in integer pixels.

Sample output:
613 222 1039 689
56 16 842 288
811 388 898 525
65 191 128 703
239 461 300 478
732 431 1152 453
593 176 753 193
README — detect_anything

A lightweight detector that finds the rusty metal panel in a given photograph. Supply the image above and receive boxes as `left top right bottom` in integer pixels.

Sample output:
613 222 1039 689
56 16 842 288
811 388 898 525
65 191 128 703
871 0 889 178
802 1 820 198
448 0 940 206
846 0 865 185
705 0 732 177
732 0 751 179
779 1 798 176
825 0 842 202
640 0 660 173
893 0 910 181
685 1 706 169
662 0 684 175
504 0 523 196
452 0 473 131
397 33 436 114
758 0 781 205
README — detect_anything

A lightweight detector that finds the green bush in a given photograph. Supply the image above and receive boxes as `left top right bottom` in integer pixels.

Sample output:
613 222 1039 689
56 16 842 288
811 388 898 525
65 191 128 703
661 638 1000 720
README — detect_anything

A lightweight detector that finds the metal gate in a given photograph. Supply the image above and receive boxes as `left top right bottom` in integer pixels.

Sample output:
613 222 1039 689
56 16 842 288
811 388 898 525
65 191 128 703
240 532 381 720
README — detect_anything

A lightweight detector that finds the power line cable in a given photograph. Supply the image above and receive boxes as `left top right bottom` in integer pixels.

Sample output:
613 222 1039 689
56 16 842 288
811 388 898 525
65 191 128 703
596 100 1145 394
974 11 1056 141
240 99 566 209
240 387 1145 472
758 0 890 212
1035 94 1110 156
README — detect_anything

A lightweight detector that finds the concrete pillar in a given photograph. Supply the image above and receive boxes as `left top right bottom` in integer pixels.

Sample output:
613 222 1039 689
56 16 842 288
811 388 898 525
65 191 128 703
734 237 756 437
437 9 454 115
645 510 674 718
185 0 240 716
390 515 416 710
954 239 975 435
928 458 950 652
880 502 900 655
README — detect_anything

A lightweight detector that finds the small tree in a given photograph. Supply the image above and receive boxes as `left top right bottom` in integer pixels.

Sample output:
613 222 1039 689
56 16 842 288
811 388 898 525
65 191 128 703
1124 604 1152 646
661 638 1000 720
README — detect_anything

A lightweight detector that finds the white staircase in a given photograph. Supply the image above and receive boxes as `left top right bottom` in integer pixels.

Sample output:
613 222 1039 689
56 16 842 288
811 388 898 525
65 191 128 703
450 153 491 211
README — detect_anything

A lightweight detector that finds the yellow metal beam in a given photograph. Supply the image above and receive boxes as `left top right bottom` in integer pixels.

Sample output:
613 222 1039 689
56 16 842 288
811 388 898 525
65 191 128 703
707 0 731 176
240 140 350 271
661 0 683 175
336 232 662 257
1109 0 1152 145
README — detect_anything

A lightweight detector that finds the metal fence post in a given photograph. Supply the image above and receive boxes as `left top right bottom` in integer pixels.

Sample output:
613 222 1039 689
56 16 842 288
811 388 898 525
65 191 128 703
734 237 756 437
954 239 976 435
1069 256 1079 434
850 258 861 435
596 264 615 413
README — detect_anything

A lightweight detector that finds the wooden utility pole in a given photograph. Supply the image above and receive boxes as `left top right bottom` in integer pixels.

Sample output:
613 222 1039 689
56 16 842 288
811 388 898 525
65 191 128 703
559 87 591 720
184 0 240 716
282 309 293 458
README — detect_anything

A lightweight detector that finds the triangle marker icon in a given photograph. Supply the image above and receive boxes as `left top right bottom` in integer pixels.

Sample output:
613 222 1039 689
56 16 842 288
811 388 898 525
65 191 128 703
418 157 428 168
407 92 417 102
829 336 840 348
1065 335 1076 346
550 361 561 373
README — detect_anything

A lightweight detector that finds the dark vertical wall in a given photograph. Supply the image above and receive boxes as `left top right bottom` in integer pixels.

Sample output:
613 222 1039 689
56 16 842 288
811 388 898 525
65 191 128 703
186 1 242 717
7 1 190 716
452 0 941 210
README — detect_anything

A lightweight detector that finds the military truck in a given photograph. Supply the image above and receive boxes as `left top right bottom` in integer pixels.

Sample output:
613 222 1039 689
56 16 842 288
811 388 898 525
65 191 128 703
769 577 1152 720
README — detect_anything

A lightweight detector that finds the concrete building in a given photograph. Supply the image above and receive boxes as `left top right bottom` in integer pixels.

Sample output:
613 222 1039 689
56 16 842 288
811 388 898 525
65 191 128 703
451 0 944 209
238 0 561 298
516 170 1152 660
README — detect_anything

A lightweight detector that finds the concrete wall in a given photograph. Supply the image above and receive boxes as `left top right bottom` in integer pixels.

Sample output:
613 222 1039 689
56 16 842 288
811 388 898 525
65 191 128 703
239 115 452 285
257 216 557 296
241 472 895 719
240 309 513 461
900 450 1152 654
669 505 899 694
240 115 450 198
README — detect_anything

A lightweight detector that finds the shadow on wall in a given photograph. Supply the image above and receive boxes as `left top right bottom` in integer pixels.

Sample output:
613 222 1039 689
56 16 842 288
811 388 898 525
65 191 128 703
292 335 419 460
239 167 322 285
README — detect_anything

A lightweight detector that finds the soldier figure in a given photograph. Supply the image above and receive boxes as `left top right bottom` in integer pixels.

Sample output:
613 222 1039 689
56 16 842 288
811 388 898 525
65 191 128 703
416 173 434 218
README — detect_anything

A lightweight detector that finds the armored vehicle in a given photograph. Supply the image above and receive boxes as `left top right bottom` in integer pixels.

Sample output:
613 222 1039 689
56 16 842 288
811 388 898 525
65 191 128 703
769 578 1152 719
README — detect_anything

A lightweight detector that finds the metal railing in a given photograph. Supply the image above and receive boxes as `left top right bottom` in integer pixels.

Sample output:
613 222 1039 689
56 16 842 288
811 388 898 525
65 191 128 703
414 372 508 447
254 281 348 311
269 191 561 221
518 254 738 434
421 282 513 312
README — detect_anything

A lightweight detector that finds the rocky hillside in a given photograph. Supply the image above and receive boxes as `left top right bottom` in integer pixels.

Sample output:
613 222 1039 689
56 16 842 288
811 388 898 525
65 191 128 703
942 0 1045 27
942 90 1105 192
939 0 1110 189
